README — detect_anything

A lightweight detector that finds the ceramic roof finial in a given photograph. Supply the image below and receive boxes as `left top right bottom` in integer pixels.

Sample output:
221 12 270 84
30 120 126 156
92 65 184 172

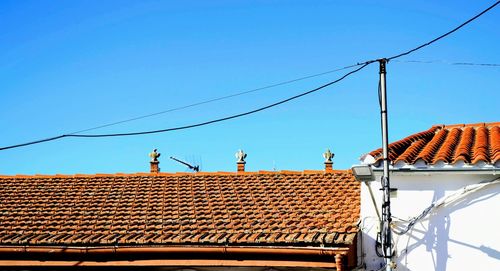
323 149 334 163
149 149 161 162
235 149 247 163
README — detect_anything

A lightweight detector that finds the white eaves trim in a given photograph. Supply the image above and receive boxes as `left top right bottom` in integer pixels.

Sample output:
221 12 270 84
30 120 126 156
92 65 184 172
359 154 500 172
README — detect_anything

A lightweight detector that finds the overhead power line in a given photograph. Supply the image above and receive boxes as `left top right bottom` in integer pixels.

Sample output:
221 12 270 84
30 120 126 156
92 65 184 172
393 60 500 67
1 1 499 151
387 0 500 61
69 63 362 135
0 64 369 151
44 1 500 135
68 0 500 135
72 64 369 138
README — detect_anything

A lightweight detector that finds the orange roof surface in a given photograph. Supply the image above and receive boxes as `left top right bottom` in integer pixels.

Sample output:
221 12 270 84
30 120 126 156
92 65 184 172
0 171 360 248
369 122 500 166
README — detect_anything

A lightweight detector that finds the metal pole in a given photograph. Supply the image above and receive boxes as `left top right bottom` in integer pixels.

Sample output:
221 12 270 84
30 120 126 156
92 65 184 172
379 59 393 271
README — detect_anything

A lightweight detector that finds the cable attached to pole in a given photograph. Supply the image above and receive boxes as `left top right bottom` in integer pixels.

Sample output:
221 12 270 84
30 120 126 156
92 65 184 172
0 63 369 151
68 63 365 135
387 1 500 61
1 1 499 151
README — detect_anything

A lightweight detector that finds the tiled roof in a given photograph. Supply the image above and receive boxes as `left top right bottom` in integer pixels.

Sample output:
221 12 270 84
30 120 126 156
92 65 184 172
368 122 500 167
0 171 360 248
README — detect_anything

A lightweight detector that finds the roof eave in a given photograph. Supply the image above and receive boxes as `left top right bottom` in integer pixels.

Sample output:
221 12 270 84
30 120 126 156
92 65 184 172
0 245 352 268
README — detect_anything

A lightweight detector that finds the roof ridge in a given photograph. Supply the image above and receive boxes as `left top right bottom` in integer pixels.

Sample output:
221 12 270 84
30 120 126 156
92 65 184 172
0 169 351 178
433 121 500 130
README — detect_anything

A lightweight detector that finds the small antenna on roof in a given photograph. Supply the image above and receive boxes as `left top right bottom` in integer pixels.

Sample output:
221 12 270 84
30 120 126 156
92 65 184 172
170 156 200 172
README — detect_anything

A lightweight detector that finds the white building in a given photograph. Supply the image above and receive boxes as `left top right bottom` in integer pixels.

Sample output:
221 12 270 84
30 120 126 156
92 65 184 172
358 122 499 271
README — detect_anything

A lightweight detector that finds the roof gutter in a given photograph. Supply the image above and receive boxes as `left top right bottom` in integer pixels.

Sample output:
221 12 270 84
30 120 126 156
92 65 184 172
0 245 349 256
0 245 350 269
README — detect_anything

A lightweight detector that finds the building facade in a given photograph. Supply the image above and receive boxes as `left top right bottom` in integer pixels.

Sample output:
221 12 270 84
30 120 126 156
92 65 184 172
359 122 499 270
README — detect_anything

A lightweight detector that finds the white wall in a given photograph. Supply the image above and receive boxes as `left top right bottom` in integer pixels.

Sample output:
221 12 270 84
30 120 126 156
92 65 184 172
360 171 500 271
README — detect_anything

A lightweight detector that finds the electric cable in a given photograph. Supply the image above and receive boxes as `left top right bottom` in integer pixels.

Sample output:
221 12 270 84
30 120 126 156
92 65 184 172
393 60 500 67
1 1 499 151
392 177 500 235
387 1 500 61
68 63 364 135
0 63 369 150
68 63 369 138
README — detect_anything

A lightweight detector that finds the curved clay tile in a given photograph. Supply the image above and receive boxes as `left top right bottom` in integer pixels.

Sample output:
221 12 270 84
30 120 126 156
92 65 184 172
389 141 411 161
490 126 500 164
369 126 439 163
453 127 475 164
416 128 448 164
434 128 462 163
395 138 429 164
471 126 490 164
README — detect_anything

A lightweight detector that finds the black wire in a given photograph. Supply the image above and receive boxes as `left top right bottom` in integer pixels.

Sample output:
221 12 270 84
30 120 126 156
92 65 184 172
76 0 499 136
2 2 498 151
0 63 369 150
451 62 500 66
68 63 363 135
0 135 67 151
393 59 500 67
70 63 369 137
387 1 500 60
52 1 500 136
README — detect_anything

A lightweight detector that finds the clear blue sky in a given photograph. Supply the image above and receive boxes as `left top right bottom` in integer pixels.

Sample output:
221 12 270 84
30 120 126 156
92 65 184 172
1 0 499 174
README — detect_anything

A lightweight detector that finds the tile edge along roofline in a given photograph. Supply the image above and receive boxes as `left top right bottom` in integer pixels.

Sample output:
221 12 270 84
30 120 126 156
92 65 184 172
365 121 500 169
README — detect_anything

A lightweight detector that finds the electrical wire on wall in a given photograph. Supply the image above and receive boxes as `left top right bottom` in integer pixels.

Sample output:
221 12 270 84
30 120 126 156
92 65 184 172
385 177 500 269
392 177 500 236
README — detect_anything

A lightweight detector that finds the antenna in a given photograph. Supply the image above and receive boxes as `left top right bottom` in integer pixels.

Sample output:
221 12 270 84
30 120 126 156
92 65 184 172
170 156 200 172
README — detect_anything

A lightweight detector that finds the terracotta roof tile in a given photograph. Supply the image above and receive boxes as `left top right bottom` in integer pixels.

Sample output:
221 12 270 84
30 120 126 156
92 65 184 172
415 128 448 164
434 127 461 163
454 126 475 163
471 126 489 164
370 122 500 166
0 171 359 248
394 138 428 164
490 126 500 163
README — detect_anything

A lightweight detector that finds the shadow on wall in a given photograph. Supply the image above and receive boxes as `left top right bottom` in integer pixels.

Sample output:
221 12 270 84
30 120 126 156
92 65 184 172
391 189 449 271
427 189 449 271
396 182 499 271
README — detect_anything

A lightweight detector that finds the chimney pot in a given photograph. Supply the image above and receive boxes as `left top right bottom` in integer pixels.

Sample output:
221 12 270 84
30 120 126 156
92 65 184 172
237 161 246 172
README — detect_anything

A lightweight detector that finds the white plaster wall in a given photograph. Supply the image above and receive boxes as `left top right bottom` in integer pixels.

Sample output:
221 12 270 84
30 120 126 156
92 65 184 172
360 171 500 271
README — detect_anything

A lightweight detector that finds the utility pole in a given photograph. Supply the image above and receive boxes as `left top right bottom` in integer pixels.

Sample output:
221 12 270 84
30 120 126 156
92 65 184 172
379 59 393 271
